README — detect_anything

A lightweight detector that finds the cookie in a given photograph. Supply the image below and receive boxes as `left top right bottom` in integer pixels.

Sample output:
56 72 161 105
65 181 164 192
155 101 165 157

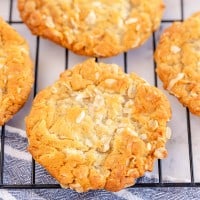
0 18 33 125
18 0 165 57
26 59 171 192
155 12 200 116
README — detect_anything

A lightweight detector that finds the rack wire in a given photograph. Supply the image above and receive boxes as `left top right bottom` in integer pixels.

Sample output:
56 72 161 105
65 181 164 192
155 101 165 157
0 0 199 190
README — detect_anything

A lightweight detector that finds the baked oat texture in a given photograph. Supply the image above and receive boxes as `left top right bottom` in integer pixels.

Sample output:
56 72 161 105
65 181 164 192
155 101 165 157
0 18 33 125
18 0 165 57
155 12 200 116
26 59 171 192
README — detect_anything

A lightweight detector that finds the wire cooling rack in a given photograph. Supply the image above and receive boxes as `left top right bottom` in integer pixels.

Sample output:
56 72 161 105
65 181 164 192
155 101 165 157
1 0 200 191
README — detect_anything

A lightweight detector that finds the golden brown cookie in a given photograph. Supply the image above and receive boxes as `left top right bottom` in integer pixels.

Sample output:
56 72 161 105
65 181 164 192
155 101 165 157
18 0 165 57
0 18 33 125
155 12 200 116
26 59 171 192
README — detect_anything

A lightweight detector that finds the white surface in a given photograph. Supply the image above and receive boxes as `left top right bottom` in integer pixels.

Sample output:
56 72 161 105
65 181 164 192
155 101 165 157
0 0 9 21
0 0 200 183
163 0 182 20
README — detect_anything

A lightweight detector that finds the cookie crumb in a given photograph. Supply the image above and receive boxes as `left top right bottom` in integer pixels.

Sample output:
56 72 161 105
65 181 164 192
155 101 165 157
76 111 85 123
154 147 167 159
140 134 147 140
0 64 4 69
125 18 138 24
127 127 138 137
105 79 117 86
45 16 55 28
85 11 96 25
166 127 172 139
167 73 184 91
147 143 152 151
170 45 181 54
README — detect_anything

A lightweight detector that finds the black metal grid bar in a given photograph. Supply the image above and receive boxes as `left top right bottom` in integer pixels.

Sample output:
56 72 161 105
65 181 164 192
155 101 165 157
179 0 195 184
0 126 5 185
0 0 199 190
1 182 200 189
186 109 195 184
0 0 13 187
9 0 13 23
31 36 40 185
152 32 163 184
7 19 184 24
124 52 127 73
65 49 69 70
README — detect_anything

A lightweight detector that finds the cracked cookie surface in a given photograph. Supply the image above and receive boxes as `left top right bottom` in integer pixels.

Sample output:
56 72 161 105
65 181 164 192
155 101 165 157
26 59 171 192
0 18 33 125
18 0 164 57
155 12 200 116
